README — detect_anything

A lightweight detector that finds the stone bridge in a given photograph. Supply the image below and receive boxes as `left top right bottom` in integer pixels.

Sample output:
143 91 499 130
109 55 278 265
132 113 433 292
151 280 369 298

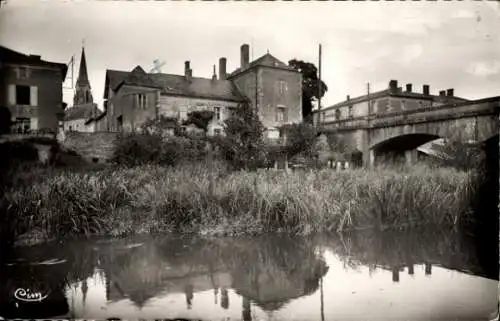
318 96 499 167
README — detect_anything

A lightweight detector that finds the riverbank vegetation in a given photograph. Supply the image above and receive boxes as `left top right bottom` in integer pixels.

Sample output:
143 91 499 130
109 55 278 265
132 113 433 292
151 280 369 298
1 161 477 248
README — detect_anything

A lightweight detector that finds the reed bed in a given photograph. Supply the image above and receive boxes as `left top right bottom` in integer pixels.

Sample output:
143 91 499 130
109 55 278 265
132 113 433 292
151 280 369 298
1 162 476 246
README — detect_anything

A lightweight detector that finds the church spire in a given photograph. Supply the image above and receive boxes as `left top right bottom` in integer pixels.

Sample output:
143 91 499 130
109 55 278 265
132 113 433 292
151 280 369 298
76 46 90 87
73 44 94 106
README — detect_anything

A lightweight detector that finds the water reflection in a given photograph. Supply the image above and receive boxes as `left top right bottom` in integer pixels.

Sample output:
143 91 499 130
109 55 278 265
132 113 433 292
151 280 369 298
1 228 497 320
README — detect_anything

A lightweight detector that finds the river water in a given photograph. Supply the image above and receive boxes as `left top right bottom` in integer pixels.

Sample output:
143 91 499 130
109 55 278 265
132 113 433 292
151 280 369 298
1 228 498 321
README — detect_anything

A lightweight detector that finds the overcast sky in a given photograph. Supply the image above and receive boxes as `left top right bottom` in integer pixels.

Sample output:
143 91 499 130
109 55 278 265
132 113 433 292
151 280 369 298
1 0 499 110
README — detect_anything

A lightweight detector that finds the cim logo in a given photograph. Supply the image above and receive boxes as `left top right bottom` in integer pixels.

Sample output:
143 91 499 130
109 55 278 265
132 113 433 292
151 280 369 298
13 288 49 302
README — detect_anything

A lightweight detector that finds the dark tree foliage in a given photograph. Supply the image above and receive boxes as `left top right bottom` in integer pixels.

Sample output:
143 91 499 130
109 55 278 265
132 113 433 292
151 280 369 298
288 59 328 122
278 122 318 157
215 101 267 170
0 106 12 135
183 110 215 134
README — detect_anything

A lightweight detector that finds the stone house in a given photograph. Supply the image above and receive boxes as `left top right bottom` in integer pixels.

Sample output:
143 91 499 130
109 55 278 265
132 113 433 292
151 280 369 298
314 80 469 125
63 103 100 132
96 44 303 138
0 45 68 134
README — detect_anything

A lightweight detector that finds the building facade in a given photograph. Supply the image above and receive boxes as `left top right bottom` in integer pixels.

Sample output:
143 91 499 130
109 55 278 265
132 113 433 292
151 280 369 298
314 80 469 125
97 44 303 138
0 45 68 133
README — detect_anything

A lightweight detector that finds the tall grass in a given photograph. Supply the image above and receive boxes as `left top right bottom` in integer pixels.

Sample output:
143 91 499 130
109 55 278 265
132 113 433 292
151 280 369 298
1 162 476 246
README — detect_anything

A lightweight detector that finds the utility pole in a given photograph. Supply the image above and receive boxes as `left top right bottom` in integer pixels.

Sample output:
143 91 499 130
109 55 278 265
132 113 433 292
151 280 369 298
317 43 322 130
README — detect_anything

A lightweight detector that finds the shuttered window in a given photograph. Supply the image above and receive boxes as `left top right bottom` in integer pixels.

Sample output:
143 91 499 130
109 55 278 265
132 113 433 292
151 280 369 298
8 85 38 106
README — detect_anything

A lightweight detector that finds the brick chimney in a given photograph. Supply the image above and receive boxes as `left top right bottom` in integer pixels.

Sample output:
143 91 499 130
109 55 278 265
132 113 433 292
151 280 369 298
423 84 430 96
389 80 398 93
439 90 446 97
184 61 192 80
446 88 454 97
219 57 227 80
406 83 412 93
241 44 250 69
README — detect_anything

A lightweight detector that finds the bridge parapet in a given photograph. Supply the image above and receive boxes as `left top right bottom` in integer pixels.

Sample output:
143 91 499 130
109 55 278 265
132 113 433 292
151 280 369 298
320 97 499 132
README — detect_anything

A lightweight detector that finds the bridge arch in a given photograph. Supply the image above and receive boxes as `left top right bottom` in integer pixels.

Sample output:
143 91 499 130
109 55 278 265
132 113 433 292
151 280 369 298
370 133 441 153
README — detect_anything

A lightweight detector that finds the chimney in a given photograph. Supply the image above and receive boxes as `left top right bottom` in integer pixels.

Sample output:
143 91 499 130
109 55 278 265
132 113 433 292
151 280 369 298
212 65 217 81
184 61 190 77
219 57 227 80
241 44 250 69
423 84 430 96
406 83 412 93
446 88 454 97
347 95 350 101
389 80 398 93
439 90 446 97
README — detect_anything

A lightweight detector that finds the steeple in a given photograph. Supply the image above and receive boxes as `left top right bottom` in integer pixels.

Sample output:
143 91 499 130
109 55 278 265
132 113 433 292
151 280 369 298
73 44 93 106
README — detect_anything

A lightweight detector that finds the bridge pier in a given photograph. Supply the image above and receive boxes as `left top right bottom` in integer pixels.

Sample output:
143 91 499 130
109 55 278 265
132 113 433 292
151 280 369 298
363 149 376 169
404 149 418 166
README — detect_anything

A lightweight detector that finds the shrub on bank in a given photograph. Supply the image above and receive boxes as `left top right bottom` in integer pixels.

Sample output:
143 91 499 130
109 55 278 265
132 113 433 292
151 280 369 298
112 133 209 167
0 163 476 246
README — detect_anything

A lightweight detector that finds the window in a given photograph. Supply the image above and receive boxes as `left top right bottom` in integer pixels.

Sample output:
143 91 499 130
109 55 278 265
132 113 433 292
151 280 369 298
276 107 286 122
117 115 123 132
401 100 406 110
13 118 30 133
335 109 341 120
278 80 287 95
214 128 222 136
321 112 326 122
214 107 221 120
16 85 31 105
137 94 147 109
17 67 30 79
348 105 353 118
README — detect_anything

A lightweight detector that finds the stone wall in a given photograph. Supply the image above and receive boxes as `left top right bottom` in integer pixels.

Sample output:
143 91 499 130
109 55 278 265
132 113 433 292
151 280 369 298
58 131 120 163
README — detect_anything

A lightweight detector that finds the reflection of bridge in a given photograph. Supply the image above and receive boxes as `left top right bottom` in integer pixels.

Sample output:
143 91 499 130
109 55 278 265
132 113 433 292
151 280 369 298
314 81 499 167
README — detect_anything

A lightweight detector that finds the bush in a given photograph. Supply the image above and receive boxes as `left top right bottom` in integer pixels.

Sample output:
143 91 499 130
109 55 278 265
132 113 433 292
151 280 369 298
112 132 209 167
214 101 268 171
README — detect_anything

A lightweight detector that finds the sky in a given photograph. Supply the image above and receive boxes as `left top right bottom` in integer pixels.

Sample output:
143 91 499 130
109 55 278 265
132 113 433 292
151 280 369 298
1 0 499 111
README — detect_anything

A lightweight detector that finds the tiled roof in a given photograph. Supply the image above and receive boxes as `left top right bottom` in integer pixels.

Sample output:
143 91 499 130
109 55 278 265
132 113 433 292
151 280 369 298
0 45 68 80
229 53 297 77
64 103 99 122
104 67 246 102
319 88 470 112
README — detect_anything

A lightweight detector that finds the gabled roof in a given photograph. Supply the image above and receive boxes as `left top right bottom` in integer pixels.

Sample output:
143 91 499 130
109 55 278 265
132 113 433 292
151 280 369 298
228 53 297 78
104 67 246 102
0 45 68 80
114 66 161 92
64 103 99 122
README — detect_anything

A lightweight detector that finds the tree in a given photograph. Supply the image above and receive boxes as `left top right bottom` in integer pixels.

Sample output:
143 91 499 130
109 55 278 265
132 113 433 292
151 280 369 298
0 106 12 135
288 59 328 122
183 110 215 134
279 122 318 157
216 101 267 170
